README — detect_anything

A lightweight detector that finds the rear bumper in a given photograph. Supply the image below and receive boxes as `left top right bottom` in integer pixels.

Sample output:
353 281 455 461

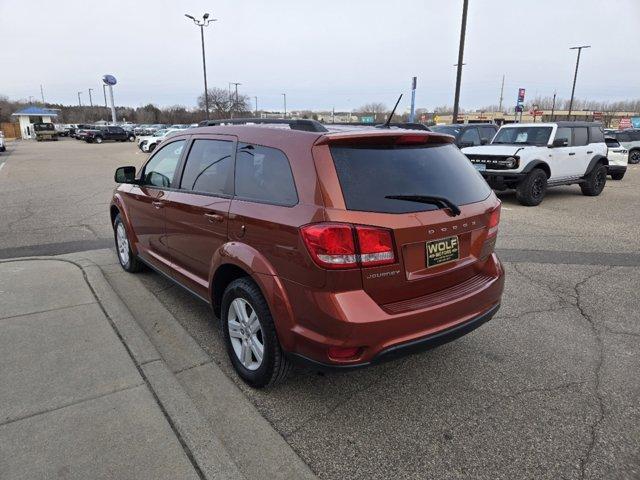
607 165 627 174
280 253 505 369
287 302 500 371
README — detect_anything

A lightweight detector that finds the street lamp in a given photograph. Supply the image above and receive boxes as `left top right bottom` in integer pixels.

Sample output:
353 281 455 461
452 0 469 124
282 93 287 118
568 45 590 120
229 82 241 117
77 91 82 107
185 12 217 120
88 88 94 107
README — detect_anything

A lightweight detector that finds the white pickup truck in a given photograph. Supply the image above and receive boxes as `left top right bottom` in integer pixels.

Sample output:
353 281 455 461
462 122 609 206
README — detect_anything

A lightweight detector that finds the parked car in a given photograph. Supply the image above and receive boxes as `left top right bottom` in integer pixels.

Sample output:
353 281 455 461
85 126 135 144
134 124 151 136
169 124 190 130
110 119 505 387
431 123 498 148
137 128 180 152
605 136 628 180
54 124 70 137
462 122 608 206
74 124 96 140
608 129 640 164
34 123 58 141
0 131 5 152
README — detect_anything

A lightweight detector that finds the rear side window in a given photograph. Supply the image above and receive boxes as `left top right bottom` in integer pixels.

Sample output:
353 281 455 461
330 143 491 214
480 127 496 142
572 128 588 146
235 144 298 206
630 131 640 141
180 139 234 195
605 138 620 148
588 126 604 143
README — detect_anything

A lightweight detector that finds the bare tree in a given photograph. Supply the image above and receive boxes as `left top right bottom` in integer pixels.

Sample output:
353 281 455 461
197 87 251 118
355 102 388 122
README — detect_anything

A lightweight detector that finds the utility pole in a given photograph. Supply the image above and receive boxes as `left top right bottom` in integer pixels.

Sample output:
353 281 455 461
88 88 94 107
40 84 45 103
332 107 335 124
498 74 505 113
409 76 417 123
568 45 590 120
551 91 557 120
254 96 258 116
77 91 82 107
282 93 287 118
185 13 217 120
452 0 469 124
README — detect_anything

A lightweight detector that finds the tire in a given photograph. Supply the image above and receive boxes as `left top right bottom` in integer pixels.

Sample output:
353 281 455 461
581 163 607 196
113 214 142 273
95 136 103 144
147 143 156 153
221 277 290 388
128 135 135 142
610 171 625 181
516 168 547 206
629 150 640 165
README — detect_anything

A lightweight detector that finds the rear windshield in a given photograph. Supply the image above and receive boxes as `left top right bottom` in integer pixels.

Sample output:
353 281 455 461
605 138 620 148
330 143 491 213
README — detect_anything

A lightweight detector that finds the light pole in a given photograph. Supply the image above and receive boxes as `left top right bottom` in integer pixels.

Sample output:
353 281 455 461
230 82 241 116
568 45 590 120
88 88 94 107
77 91 82 107
282 93 287 118
452 0 469 124
102 84 107 107
254 96 258 116
185 12 217 120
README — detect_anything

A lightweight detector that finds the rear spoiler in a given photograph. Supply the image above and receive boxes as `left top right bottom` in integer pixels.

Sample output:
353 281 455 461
314 131 455 146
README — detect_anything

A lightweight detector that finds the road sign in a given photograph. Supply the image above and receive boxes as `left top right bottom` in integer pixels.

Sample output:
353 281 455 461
517 88 526 103
530 109 544 116
515 105 523 113
360 116 374 123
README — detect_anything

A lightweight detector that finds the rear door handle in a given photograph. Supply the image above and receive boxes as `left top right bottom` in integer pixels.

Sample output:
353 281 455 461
204 213 224 223
568 152 576 156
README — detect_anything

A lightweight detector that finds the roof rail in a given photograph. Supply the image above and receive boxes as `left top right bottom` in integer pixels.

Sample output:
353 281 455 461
329 122 430 131
198 118 329 132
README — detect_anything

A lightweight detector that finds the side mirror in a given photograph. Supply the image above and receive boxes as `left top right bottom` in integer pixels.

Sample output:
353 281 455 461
552 138 568 147
480 138 489 145
115 166 136 184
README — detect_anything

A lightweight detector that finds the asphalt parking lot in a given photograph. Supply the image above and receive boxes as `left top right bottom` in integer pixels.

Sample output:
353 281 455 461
1 139 639 479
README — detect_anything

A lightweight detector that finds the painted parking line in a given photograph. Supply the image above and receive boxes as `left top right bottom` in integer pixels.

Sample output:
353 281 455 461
0 162 5 174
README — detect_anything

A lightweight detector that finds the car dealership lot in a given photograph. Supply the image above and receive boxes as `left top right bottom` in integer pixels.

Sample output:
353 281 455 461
1 139 639 479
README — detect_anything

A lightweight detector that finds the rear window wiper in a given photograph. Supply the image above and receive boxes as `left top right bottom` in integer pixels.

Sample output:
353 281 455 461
385 195 462 216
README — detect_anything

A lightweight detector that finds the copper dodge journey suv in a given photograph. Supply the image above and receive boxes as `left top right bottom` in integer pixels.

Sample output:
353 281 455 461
111 118 505 387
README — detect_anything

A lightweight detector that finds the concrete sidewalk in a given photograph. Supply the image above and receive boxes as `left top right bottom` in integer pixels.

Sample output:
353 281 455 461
0 258 242 480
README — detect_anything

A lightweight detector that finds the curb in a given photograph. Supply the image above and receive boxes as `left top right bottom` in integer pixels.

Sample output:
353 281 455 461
3 256 244 480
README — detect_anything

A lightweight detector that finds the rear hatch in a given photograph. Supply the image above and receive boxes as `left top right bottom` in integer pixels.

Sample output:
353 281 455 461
316 133 500 306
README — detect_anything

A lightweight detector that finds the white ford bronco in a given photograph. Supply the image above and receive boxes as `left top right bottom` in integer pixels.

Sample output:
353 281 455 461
462 122 608 206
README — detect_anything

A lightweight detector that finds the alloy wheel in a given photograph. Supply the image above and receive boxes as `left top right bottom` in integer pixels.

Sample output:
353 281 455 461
116 222 130 265
228 298 264 371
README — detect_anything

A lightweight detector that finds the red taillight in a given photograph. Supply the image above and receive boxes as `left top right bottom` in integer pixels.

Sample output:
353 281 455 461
487 204 501 237
300 224 357 269
355 226 395 266
328 346 361 360
300 223 396 269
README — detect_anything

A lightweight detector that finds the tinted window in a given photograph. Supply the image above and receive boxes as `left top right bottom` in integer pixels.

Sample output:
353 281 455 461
555 127 572 146
180 139 234 195
572 127 588 146
235 144 298 205
630 131 640 141
330 143 491 214
616 132 631 142
480 127 497 142
460 128 481 146
588 126 604 143
142 140 185 188
493 127 552 146
605 138 620 148
431 125 462 137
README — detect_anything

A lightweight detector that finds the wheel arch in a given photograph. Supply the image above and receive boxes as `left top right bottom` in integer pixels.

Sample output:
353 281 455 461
585 154 608 175
522 160 551 178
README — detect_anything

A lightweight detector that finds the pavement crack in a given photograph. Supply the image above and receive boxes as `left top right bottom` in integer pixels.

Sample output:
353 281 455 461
572 266 614 480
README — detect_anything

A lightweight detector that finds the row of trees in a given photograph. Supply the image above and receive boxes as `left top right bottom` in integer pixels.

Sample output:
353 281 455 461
2 92 638 125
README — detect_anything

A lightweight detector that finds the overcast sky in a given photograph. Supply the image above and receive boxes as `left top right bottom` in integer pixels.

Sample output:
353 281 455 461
1 0 637 112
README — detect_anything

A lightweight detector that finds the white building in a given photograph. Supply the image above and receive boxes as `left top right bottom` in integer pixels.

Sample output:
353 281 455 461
11 106 59 139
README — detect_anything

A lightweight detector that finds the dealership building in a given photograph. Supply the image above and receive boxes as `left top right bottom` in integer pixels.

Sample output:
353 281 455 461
11 106 59 139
